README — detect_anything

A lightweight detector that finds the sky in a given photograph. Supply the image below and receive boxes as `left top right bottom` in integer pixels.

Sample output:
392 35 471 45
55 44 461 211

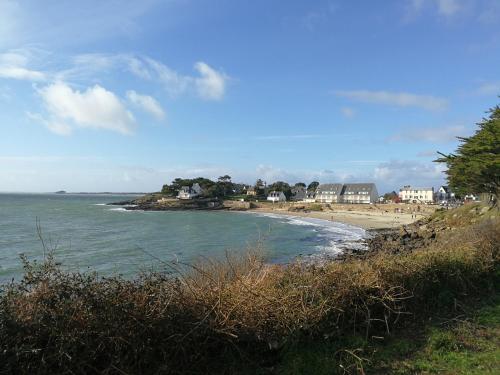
0 0 499 193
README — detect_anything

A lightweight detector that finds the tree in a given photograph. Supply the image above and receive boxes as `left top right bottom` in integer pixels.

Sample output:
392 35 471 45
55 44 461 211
307 181 319 192
294 182 306 188
268 181 292 199
435 104 500 205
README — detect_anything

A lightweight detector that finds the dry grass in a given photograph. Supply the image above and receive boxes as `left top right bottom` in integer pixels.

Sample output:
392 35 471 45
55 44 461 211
0 214 498 374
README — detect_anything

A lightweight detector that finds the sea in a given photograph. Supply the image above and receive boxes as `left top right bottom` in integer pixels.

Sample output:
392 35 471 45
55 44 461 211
0 193 367 282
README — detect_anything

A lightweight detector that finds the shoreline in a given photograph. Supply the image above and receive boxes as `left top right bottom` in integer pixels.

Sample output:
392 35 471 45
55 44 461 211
244 206 426 230
111 195 434 230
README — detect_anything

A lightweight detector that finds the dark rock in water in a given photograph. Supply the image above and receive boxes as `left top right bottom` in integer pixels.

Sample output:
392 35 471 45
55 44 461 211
107 200 134 206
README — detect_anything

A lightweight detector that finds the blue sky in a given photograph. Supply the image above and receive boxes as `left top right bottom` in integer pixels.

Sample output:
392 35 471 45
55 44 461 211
0 0 499 193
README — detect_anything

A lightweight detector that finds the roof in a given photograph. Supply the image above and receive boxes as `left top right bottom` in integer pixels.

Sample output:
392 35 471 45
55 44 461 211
316 183 343 194
400 186 433 191
268 191 284 196
291 188 306 200
342 183 377 194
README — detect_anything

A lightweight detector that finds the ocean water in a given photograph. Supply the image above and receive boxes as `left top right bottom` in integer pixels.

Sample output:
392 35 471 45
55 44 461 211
0 193 366 282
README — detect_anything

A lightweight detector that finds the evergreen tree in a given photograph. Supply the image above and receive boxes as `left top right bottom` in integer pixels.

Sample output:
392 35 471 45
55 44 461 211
435 104 500 204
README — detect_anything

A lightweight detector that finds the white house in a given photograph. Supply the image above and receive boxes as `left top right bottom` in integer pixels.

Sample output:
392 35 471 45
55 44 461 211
341 183 379 204
399 185 434 204
436 186 455 203
267 191 286 202
315 184 343 203
177 183 203 200
304 191 316 203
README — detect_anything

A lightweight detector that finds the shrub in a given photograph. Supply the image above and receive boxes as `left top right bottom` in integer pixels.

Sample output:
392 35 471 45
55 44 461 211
0 218 498 374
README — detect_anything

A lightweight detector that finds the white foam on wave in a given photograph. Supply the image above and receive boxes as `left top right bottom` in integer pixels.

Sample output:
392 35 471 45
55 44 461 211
93 203 107 206
245 211 368 259
108 207 128 212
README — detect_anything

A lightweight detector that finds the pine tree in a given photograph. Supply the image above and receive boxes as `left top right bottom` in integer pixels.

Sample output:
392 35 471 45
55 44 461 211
435 104 500 205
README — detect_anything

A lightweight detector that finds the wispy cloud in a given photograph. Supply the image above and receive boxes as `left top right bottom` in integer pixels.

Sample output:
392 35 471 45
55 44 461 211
473 81 500 96
389 125 469 143
193 62 228 101
34 82 136 135
0 0 164 49
0 50 46 81
435 0 462 16
301 1 338 31
252 134 323 141
335 89 449 111
126 90 165 120
63 54 230 101
134 57 229 101
407 0 463 18
374 159 445 188
340 107 356 118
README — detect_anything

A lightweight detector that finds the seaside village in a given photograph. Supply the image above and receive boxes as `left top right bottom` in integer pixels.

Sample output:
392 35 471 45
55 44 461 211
173 179 469 206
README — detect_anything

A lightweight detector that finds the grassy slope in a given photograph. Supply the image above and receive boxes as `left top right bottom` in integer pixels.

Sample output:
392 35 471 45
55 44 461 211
275 294 500 374
274 204 500 374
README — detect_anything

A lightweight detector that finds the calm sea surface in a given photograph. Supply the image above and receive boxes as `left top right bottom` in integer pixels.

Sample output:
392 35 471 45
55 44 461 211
0 193 366 282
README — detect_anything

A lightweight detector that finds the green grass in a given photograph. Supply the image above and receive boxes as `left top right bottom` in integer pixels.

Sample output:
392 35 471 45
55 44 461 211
276 295 500 374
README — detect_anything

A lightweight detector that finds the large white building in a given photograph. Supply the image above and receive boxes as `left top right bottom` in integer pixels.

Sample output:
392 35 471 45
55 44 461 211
399 185 434 204
315 184 343 203
341 183 378 204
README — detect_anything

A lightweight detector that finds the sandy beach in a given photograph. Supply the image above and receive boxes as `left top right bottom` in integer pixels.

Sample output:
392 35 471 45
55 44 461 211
245 202 436 230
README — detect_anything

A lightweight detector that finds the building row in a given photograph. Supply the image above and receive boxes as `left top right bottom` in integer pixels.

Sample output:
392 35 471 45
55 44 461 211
268 183 379 204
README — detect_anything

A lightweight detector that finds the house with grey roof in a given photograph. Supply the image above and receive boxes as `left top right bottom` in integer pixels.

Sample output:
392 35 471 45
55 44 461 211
267 191 286 202
436 186 455 203
177 183 203 200
315 183 344 203
291 186 306 201
341 183 378 204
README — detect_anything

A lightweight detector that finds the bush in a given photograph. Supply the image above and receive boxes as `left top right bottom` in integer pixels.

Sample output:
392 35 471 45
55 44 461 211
308 204 323 211
0 218 498 374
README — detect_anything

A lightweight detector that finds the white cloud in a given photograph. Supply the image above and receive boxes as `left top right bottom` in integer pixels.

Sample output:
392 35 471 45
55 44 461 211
126 56 229 100
36 82 136 135
335 89 448 111
0 50 46 81
26 52 230 102
126 90 165 120
194 62 227 101
389 125 469 143
374 160 445 189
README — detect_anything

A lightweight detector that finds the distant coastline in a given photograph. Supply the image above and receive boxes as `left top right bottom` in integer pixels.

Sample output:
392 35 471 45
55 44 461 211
107 194 433 230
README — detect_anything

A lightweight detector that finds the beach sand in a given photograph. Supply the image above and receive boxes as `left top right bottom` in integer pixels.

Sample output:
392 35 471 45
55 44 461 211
245 203 435 230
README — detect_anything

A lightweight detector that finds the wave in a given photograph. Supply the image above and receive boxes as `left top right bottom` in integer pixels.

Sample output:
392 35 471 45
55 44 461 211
244 211 368 259
108 207 128 212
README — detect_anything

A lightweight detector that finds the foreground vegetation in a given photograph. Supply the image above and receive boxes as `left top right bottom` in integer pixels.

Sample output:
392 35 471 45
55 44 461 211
0 205 498 374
